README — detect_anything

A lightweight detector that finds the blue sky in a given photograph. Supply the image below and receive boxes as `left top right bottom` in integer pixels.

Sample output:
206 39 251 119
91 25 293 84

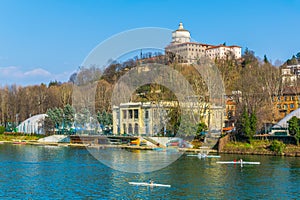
0 0 299 85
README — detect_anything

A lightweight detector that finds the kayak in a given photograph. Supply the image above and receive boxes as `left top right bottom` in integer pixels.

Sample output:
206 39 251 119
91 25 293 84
216 161 260 164
187 154 221 158
128 182 171 187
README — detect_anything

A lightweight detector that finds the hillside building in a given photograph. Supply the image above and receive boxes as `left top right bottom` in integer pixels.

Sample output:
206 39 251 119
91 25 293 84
281 64 300 84
165 23 242 63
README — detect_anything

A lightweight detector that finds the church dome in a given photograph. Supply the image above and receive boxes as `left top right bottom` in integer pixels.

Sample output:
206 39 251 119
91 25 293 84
172 22 191 43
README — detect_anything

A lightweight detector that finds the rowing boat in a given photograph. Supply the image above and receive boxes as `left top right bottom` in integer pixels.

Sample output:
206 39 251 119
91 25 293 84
187 154 221 158
204 155 221 158
216 161 260 165
128 182 171 187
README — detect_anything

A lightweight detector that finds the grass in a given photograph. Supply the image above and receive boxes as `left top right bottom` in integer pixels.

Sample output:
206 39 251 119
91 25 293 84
0 134 44 141
223 139 300 155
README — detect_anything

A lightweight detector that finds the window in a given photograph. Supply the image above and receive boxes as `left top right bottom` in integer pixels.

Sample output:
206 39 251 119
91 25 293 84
291 96 295 101
123 124 126 134
122 110 127 119
128 124 133 134
128 110 133 119
145 123 149 135
277 104 281 109
290 103 295 108
134 123 139 135
145 110 149 119
134 109 138 119
283 104 288 109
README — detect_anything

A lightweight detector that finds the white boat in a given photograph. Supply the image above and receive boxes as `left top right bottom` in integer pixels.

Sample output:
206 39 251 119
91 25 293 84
217 161 260 165
187 153 221 158
128 182 171 187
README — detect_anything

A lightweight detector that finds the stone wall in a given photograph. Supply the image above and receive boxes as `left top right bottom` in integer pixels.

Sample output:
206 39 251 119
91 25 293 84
218 134 231 152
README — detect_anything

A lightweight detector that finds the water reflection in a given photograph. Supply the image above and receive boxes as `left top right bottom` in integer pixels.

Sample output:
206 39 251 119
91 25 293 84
87 147 183 173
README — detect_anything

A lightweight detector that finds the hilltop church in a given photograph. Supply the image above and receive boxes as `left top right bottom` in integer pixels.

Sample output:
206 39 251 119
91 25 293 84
165 23 241 63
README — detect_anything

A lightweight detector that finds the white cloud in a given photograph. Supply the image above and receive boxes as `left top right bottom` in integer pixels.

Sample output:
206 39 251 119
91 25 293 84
23 68 52 77
0 66 71 86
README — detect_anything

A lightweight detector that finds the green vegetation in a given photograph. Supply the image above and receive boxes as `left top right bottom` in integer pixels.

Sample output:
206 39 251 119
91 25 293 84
0 126 5 134
44 104 75 134
269 140 286 155
287 116 300 145
0 133 44 141
239 107 257 141
223 139 292 155
97 110 112 127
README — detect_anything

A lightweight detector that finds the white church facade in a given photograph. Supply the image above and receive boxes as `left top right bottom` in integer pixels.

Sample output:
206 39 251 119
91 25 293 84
165 23 242 63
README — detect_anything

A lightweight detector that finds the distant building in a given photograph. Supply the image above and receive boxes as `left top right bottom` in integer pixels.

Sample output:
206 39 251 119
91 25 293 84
273 87 300 120
281 64 300 84
224 96 237 128
165 22 242 63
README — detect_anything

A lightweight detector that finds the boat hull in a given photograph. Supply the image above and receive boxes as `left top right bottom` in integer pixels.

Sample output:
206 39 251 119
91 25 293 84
128 182 171 187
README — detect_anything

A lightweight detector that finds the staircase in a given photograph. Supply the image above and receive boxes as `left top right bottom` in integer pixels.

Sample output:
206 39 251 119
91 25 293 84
38 135 70 143
143 137 166 147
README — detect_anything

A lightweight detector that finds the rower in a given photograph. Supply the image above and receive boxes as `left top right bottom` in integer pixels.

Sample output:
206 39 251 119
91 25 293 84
149 179 154 184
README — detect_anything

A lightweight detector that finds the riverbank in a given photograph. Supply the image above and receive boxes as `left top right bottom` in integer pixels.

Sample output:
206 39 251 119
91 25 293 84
0 139 217 153
0 134 44 142
219 140 300 157
3 134 300 157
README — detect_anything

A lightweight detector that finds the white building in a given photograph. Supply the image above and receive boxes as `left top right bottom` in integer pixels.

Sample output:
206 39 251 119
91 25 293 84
112 100 224 137
112 102 170 136
281 64 300 83
165 22 242 63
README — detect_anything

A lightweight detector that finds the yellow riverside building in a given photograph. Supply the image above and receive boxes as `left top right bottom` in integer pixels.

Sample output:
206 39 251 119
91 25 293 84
273 88 300 120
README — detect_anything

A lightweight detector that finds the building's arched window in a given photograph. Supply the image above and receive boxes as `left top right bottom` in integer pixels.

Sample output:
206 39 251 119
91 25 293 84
123 124 126 134
145 110 149 119
134 109 139 119
134 123 139 135
145 123 149 135
128 124 133 134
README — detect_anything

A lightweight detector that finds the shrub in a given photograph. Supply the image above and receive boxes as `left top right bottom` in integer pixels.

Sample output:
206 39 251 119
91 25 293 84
270 140 286 155
0 126 5 134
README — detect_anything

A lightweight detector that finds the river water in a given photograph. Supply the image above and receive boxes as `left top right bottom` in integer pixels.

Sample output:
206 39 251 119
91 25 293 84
0 144 299 199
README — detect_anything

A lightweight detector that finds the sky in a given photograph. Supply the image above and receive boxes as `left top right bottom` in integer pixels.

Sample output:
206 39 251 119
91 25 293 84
0 0 299 86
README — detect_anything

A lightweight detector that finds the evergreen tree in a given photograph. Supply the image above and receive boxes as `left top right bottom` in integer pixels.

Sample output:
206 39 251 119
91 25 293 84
296 52 300 63
196 122 208 135
97 111 112 127
263 55 269 64
241 107 251 138
287 116 300 145
63 104 75 128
